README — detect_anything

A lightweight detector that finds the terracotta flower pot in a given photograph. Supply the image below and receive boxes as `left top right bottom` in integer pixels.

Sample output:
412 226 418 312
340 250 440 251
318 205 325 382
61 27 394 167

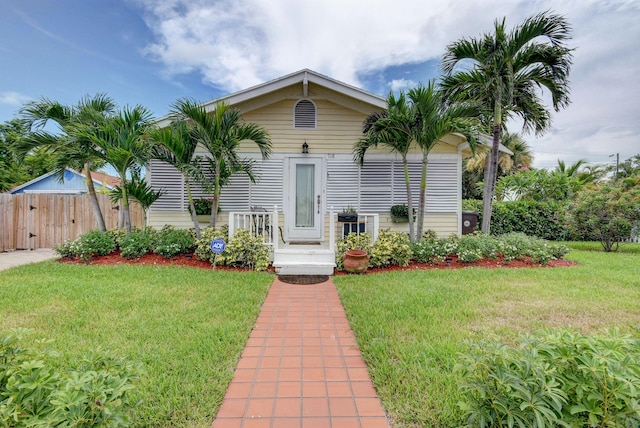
343 249 370 274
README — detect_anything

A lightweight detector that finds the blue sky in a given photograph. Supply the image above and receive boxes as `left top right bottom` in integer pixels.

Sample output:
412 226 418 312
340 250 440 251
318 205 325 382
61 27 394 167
1 0 639 169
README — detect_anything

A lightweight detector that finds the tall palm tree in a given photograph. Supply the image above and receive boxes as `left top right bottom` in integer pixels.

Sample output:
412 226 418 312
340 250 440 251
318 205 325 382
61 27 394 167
354 92 417 241
356 81 481 240
19 95 116 231
150 117 206 237
407 82 481 238
82 105 155 233
442 11 573 234
172 99 271 228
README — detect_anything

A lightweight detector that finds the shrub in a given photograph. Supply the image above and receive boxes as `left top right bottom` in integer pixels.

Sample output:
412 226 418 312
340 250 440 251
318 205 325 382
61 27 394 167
54 230 117 262
369 230 412 268
153 226 195 258
463 199 569 240
221 229 270 271
497 232 532 261
457 234 499 263
456 329 640 428
196 228 269 271
0 330 143 427
566 181 640 251
335 233 372 270
119 230 154 259
194 226 229 261
106 228 127 249
411 237 458 263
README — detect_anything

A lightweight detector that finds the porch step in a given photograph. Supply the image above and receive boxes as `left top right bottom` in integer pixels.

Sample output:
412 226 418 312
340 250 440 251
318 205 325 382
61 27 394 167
273 246 336 276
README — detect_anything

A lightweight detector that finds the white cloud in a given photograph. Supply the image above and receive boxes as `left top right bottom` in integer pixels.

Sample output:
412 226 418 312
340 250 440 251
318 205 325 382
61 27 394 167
389 79 417 92
135 0 640 166
0 91 31 106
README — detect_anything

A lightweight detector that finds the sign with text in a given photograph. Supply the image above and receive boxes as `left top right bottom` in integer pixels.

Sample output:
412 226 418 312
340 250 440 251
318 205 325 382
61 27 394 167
210 238 226 254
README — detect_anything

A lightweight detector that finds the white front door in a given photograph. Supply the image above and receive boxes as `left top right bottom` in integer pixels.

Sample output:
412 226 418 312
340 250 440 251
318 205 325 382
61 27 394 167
285 157 324 242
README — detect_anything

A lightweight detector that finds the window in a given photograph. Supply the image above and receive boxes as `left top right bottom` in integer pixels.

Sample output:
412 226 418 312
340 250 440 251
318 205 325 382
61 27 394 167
294 99 316 128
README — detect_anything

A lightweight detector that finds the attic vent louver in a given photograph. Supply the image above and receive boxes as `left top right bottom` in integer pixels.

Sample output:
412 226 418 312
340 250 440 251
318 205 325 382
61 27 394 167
294 99 316 129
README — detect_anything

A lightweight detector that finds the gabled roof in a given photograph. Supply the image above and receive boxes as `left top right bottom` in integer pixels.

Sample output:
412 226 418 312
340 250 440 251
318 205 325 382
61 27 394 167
156 69 386 127
9 168 120 194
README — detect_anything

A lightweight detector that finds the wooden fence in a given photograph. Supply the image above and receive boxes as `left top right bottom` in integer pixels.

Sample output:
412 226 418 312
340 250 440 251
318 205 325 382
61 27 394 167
0 194 144 251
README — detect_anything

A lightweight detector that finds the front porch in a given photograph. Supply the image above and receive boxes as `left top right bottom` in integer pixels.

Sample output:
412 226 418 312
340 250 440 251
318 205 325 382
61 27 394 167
228 207 379 275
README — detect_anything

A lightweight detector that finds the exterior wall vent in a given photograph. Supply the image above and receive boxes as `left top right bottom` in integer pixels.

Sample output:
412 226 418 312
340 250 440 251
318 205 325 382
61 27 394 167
294 99 316 129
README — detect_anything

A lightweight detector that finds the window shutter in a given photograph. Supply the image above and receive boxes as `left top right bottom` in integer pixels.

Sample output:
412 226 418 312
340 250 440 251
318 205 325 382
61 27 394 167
425 160 458 212
327 159 360 210
148 160 184 211
219 174 250 211
249 159 283 210
360 161 393 211
294 100 316 129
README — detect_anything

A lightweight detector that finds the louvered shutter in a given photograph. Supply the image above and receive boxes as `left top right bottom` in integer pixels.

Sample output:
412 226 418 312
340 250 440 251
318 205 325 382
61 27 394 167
294 100 316 129
148 160 184 211
220 174 250 211
327 159 360 210
360 161 393 211
425 160 459 212
249 159 283 210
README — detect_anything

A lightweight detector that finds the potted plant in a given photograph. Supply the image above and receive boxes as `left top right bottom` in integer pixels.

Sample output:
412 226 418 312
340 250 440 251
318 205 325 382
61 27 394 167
390 204 416 223
343 249 370 274
338 206 358 223
189 198 221 223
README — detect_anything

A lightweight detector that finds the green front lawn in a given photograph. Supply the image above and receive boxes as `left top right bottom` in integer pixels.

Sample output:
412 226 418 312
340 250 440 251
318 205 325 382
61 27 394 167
0 263 272 427
334 249 640 427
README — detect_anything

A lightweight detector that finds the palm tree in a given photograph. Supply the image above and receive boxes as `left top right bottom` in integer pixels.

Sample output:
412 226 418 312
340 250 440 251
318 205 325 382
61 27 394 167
407 82 481 238
466 132 534 176
150 117 206 237
19 95 116 231
109 177 164 228
356 81 481 240
83 105 155 233
354 92 417 241
172 99 271 228
442 11 573 234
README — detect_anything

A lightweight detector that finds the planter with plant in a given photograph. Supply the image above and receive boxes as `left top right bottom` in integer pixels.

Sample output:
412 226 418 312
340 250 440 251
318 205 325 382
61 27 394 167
338 206 358 223
390 204 416 223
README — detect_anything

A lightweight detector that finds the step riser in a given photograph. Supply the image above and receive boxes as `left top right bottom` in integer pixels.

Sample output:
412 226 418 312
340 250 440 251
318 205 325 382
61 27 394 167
273 253 335 265
275 264 335 276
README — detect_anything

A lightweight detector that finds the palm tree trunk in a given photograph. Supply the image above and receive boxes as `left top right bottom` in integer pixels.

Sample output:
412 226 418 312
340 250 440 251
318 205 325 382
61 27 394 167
121 184 131 233
481 124 502 234
402 158 415 242
185 180 201 238
416 155 428 238
84 162 107 231
210 164 221 229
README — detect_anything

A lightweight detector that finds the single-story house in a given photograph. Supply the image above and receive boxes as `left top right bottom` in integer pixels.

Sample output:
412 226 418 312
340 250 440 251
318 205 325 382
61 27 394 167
9 168 120 194
147 69 490 274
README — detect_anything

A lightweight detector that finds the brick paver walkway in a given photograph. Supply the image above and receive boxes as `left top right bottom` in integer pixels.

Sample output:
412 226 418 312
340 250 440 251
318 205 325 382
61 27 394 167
212 276 390 428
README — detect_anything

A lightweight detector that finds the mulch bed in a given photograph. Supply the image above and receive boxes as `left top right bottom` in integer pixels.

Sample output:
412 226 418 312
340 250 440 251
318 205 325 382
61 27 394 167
58 251 578 273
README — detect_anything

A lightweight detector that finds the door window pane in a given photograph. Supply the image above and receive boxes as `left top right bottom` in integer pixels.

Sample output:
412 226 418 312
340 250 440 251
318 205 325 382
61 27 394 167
295 164 314 227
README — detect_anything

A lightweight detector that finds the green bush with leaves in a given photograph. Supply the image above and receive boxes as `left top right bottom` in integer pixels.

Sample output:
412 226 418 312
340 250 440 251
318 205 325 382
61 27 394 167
457 233 500 263
411 236 459 263
566 179 640 251
463 199 569 240
119 230 155 259
196 227 269 271
369 230 412 268
222 229 270 271
0 330 142 427
335 232 372 270
152 226 195 258
456 329 640 428
194 226 229 261
53 230 116 262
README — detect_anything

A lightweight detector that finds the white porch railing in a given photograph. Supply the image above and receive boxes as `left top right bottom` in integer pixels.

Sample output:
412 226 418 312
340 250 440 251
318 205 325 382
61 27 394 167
329 206 379 249
228 205 279 252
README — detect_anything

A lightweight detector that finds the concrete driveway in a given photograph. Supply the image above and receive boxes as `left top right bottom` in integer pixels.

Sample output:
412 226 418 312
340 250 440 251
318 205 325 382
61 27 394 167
0 249 58 272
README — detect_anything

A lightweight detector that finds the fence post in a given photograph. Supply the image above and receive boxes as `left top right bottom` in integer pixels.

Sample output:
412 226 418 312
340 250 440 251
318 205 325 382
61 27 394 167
329 206 335 251
272 205 278 252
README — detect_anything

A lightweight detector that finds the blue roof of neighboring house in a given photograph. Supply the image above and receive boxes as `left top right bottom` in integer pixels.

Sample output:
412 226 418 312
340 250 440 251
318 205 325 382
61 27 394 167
9 168 116 194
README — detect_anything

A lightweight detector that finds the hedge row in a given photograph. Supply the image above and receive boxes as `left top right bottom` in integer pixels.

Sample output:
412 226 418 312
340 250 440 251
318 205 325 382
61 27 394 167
462 199 569 240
